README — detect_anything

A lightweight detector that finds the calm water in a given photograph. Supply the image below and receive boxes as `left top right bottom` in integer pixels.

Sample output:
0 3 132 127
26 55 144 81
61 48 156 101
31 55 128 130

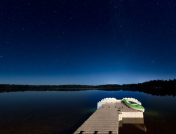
0 90 176 134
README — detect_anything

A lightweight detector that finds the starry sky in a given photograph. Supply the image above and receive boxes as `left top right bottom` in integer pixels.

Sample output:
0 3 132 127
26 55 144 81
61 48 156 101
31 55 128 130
0 0 176 85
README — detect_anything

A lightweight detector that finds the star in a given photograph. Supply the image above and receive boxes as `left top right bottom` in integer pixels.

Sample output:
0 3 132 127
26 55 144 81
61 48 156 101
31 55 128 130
113 6 118 9
69 16 73 21
21 27 25 31
119 24 123 28
52 10 57 14
4 41 11 45
156 1 160 6
26 2 32 7
152 60 156 64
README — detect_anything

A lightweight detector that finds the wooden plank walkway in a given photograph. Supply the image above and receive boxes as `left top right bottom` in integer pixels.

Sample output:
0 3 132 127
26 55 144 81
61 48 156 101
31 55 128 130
74 101 144 134
74 103 119 134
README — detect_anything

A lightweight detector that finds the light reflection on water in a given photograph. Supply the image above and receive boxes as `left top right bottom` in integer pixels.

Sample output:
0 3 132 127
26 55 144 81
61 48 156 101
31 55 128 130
0 90 175 134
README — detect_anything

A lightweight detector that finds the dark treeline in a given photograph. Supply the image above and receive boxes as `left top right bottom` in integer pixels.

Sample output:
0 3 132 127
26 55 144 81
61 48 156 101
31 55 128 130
122 79 176 96
0 79 176 96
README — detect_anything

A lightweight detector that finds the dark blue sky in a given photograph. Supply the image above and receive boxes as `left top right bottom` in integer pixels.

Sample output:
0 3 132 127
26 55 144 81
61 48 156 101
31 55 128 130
0 0 176 84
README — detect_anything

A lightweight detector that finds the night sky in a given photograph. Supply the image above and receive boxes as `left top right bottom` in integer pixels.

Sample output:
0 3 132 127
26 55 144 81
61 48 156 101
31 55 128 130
0 0 176 85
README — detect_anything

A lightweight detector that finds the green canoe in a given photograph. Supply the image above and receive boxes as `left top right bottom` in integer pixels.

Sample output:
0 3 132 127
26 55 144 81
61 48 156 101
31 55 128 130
122 98 145 112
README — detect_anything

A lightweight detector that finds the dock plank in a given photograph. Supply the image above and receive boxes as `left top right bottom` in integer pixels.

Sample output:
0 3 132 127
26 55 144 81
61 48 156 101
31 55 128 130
74 101 144 134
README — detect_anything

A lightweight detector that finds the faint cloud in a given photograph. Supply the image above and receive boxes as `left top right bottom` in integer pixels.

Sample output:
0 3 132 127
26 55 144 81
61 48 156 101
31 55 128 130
0 56 4 58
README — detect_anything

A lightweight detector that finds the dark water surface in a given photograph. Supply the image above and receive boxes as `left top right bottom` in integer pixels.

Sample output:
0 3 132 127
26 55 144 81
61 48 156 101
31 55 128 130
0 90 175 134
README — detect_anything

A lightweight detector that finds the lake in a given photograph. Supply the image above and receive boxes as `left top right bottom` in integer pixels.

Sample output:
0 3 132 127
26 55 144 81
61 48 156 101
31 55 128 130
0 90 176 134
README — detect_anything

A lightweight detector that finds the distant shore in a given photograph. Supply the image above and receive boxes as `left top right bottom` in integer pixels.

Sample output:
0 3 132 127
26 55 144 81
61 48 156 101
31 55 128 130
0 79 176 96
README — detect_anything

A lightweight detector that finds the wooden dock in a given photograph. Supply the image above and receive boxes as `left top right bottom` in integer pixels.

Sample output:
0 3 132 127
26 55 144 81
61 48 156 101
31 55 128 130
74 99 144 134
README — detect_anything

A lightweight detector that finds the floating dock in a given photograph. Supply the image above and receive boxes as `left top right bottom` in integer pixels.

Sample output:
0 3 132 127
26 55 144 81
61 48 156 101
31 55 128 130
74 98 145 134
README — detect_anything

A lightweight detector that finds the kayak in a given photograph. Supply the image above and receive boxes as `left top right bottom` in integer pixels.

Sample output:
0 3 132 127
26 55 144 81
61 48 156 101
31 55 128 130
122 98 145 112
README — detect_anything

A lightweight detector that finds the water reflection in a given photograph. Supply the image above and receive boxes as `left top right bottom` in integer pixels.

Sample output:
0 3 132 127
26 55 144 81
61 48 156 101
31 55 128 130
0 90 175 134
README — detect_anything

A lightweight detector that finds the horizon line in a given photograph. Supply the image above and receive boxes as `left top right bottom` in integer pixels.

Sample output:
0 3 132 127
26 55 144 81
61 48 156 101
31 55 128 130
0 79 175 86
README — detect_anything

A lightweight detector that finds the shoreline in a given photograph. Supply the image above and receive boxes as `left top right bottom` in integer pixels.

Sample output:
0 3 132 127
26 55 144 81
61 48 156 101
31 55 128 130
0 79 176 96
